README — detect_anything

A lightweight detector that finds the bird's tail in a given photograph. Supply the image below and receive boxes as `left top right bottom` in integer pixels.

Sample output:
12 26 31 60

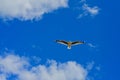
67 46 71 49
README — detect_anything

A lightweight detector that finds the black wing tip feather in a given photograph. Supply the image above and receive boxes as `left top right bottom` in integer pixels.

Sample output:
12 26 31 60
55 40 59 42
72 41 85 44
78 41 85 43
55 40 68 44
80 41 85 44
81 41 85 43
56 40 64 42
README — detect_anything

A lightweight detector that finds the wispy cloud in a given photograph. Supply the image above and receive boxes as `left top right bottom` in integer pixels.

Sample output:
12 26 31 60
77 0 100 18
0 54 93 80
0 0 68 21
95 66 101 71
87 43 96 48
86 61 94 71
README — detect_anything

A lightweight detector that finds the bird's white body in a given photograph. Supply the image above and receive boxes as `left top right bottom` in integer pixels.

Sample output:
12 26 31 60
67 46 71 49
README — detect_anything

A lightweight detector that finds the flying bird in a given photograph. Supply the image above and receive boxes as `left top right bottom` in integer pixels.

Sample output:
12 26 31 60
56 40 85 49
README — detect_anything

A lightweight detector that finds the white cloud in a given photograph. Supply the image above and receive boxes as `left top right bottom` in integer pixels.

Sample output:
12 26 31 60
0 74 6 80
77 0 100 18
0 0 68 21
86 61 94 71
82 4 99 16
87 43 96 48
95 66 101 71
0 54 92 80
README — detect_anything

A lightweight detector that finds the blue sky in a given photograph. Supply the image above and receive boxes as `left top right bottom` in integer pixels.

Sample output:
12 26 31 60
0 0 119 80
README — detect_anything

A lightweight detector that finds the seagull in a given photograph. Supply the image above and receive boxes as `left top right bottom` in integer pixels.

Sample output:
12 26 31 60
56 40 85 49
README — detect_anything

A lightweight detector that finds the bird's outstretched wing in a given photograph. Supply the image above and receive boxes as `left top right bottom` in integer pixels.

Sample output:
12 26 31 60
56 40 68 45
71 41 84 45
